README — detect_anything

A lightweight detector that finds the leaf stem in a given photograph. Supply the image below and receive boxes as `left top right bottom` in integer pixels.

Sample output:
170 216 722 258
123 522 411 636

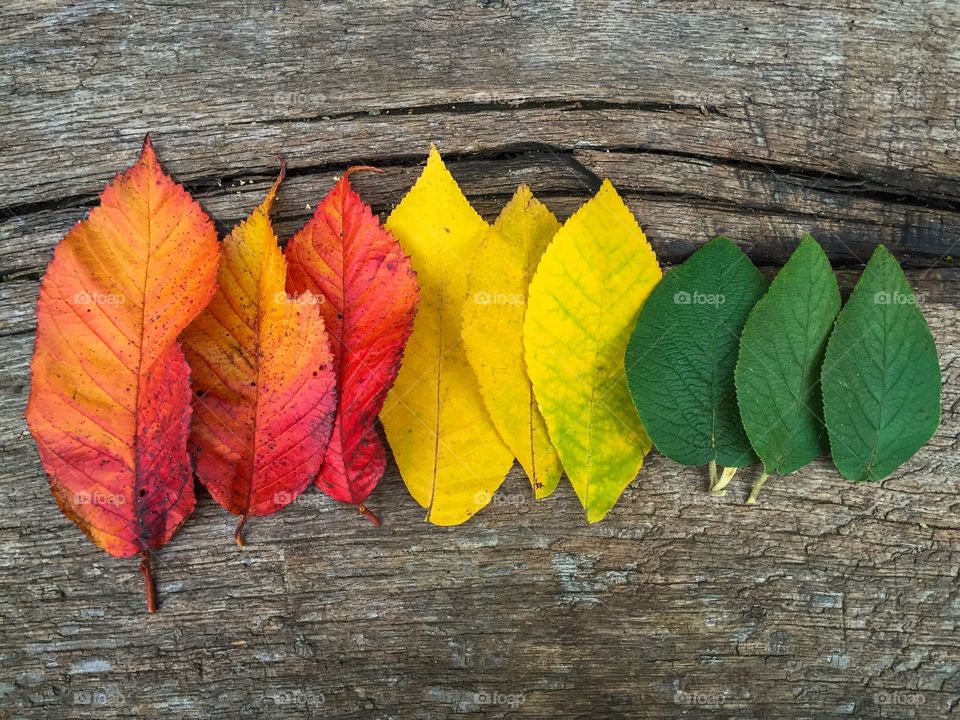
710 466 738 495
747 472 770 505
235 515 248 547
358 504 381 527
708 460 719 492
140 552 157 613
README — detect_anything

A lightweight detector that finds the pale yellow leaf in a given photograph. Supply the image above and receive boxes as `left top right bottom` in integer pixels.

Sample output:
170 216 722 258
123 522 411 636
381 146 514 525
462 185 563 499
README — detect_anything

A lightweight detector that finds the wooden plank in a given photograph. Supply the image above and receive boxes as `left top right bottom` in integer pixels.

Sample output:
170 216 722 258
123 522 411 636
2 0 959 209
0 277 957 719
2 0 959 717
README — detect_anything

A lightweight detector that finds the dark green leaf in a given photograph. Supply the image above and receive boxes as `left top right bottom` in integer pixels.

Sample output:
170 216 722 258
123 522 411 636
625 237 767 476
821 245 940 482
735 235 840 495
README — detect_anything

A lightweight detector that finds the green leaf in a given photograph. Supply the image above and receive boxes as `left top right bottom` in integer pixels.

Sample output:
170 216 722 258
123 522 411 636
625 237 767 489
735 235 841 501
821 245 941 482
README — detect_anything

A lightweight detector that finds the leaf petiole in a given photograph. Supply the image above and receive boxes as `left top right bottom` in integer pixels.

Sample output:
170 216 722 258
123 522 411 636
358 504 381 527
710 466 738 496
234 515 248 547
140 552 157 613
746 472 770 505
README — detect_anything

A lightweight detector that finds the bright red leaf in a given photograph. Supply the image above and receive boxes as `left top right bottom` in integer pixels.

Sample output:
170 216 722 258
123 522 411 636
285 168 419 523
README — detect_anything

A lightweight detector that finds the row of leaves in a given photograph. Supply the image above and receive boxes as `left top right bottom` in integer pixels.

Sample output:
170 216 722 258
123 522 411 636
26 139 940 610
626 236 941 505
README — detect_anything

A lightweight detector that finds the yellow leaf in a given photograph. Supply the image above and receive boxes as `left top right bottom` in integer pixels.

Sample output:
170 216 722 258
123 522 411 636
381 146 514 525
462 185 563 499
524 180 662 522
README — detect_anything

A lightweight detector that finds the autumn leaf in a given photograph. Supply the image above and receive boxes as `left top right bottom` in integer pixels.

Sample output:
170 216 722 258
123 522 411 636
25 136 220 611
625 237 767 494
380 146 514 525
525 180 662 523
735 235 840 503
285 167 419 524
821 245 941 482
462 185 563 499
182 164 337 544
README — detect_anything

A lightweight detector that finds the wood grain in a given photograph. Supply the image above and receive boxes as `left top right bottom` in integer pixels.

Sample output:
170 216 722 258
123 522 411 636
1 1 958 718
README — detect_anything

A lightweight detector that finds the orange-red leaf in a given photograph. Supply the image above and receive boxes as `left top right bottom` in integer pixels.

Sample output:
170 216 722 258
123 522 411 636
285 168 418 518
182 166 337 543
25 136 220 611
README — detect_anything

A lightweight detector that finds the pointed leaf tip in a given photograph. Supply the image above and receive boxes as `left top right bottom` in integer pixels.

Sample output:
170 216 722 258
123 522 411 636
342 165 385 180
262 163 286 210
140 133 157 162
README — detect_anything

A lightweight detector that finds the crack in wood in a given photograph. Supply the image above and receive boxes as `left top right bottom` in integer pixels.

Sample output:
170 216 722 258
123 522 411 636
261 98 731 125
3 141 956 220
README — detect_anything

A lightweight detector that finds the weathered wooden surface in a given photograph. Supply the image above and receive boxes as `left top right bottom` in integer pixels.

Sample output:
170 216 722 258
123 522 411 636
1 1 959 718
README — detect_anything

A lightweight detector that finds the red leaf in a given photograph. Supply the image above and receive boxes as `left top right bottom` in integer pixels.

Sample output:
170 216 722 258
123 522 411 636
182 165 337 544
285 168 419 520
26 136 220 611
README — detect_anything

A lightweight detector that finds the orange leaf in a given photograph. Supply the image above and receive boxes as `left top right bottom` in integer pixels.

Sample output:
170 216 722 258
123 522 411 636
285 168 418 524
182 164 337 544
26 136 220 611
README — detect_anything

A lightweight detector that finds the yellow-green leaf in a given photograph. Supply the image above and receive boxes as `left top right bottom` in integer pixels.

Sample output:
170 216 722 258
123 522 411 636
462 185 563 499
381 147 514 525
524 180 662 522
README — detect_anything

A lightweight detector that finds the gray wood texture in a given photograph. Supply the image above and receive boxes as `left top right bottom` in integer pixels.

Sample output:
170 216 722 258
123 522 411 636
1 1 958 718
